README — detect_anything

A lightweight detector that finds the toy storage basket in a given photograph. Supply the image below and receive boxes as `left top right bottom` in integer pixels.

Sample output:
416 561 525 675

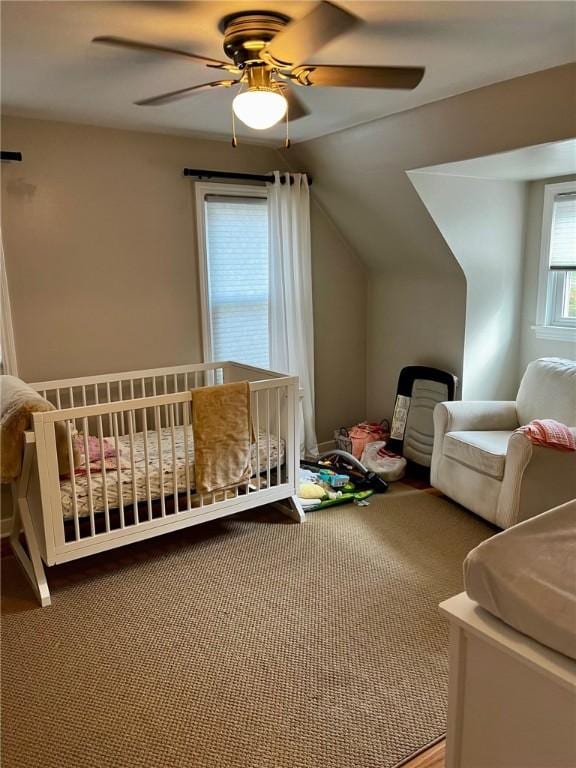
334 428 353 454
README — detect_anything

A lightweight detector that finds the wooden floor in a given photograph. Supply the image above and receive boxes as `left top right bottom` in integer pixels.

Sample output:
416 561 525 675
401 740 445 768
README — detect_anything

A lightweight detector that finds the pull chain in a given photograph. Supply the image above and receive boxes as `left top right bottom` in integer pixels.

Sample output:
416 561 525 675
231 106 238 148
284 105 291 149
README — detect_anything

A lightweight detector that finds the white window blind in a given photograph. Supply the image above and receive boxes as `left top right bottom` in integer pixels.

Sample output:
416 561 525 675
204 195 270 368
549 193 576 270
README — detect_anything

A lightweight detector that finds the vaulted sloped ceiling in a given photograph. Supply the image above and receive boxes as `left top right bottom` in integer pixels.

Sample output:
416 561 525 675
286 64 576 275
285 64 576 416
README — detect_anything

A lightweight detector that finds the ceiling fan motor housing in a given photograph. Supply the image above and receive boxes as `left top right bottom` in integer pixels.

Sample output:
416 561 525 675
219 12 290 68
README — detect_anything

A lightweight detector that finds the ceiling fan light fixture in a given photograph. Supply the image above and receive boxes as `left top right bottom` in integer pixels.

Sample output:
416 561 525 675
232 88 287 130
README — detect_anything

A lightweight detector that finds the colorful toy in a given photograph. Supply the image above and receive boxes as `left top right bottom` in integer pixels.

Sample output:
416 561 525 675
298 482 327 500
296 465 376 512
318 468 349 488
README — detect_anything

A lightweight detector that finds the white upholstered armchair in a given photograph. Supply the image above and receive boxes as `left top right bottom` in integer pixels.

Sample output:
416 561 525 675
431 358 576 529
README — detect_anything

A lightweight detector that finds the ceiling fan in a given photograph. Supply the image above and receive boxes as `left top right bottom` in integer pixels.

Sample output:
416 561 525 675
93 1 425 136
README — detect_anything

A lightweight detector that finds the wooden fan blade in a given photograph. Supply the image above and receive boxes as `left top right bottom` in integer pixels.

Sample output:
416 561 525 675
135 80 238 106
264 2 358 67
278 85 310 121
292 65 425 90
92 36 230 68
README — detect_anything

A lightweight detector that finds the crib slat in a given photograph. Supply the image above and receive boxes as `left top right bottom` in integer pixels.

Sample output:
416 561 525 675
141 407 153 521
139 380 146 430
169 403 178 513
112 412 125 528
277 387 281 486
82 418 96 537
106 382 113 435
266 389 271 490
174 375 180 424
65 420 80 541
56 389 62 409
154 405 166 517
118 381 125 435
182 402 192 510
255 391 261 491
162 375 169 426
97 414 110 533
127 409 138 524
69 387 76 429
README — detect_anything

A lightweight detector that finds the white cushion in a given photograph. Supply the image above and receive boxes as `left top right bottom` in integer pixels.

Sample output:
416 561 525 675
443 430 513 480
516 357 576 427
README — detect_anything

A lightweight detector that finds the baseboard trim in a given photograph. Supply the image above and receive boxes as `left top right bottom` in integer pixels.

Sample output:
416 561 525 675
317 440 336 454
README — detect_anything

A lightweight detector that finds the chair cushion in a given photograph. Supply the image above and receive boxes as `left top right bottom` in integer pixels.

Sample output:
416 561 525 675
516 358 576 427
443 430 514 480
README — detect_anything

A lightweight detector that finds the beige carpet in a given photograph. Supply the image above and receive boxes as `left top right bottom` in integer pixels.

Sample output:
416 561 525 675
1 487 494 768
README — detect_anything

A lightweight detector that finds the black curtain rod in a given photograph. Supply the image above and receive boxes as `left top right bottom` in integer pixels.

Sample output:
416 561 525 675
1 151 22 162
183 168 312 185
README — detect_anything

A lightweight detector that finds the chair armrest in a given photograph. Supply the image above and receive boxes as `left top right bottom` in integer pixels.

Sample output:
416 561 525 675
497 430 576 527
434 401 519 434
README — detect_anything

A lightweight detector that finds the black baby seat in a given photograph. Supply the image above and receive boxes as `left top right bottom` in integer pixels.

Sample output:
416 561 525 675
388 366 458 468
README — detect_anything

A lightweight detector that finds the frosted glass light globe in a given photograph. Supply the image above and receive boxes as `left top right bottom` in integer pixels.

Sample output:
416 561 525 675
232 89 288 130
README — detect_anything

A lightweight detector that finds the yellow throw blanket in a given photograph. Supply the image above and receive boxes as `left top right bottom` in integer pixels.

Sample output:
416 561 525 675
0 375 73 482
192 381 252 494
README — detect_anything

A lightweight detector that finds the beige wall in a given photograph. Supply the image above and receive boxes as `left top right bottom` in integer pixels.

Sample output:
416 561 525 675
1 117 279 379
366 271 465 419
309 197 367 442
286 64 576 418
519 174 576 374
409 173 527 400
0 115 366 445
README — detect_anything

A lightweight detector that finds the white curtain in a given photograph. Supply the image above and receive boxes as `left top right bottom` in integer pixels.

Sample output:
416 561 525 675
267 171 318 456
0 231 18 375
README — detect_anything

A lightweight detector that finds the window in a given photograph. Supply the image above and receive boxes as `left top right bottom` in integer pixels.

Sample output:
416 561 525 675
195 183 270 368
534 181 576 340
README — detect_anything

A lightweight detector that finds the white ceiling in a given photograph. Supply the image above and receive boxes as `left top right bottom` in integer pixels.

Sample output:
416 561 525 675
2 1 575 145
412 139 576 181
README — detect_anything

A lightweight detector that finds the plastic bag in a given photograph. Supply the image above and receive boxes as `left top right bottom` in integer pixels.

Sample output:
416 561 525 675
361 441 406 482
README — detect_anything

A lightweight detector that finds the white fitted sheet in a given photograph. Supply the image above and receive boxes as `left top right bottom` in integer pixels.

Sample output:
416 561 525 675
464 500 576 660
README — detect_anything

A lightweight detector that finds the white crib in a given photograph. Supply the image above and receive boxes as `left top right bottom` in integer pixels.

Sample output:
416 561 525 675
11 361 303 607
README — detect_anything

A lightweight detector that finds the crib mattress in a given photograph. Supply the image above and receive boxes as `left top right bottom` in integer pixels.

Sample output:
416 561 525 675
60 426 285 519
464 499 576 660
